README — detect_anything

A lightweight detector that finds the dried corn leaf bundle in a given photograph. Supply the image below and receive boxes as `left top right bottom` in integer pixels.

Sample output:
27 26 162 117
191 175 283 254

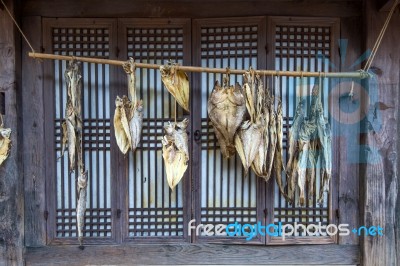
162 119 189 190
0 117 11 166
76 167 88 246
160 61 190 112
208 79 246 158
114 59 143 154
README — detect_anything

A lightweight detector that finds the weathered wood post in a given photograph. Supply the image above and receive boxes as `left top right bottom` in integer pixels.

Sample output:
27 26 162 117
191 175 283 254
361 0 399 265
0 0 24 265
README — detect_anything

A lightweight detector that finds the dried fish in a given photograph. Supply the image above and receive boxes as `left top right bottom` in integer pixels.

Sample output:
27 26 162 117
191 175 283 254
273 98 290 201
266 97 277 180
114 59 143 154
59 121 68 159
208 80 246 158
285 100 305 201
160 61 190 112
251 78 270 178
162 119 189 190
284 83 332 206
66 101 77 172
65 60 82 131
0 118 11 166
114 96 131 154
76 167 88 246
318 116 332 205
129 100 143 151
234 120 262 175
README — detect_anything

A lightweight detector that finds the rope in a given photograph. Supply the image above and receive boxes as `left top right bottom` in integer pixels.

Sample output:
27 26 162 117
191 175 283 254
363 0 399 72
0 0 36 54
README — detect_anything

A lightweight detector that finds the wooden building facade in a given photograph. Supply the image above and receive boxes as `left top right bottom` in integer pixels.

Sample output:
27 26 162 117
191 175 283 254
0 0 399 265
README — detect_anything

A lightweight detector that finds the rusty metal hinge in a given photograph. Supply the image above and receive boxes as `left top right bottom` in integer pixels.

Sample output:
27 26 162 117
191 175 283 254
116 209 122 219
116 47 120 58
44 210 49 220
336 209 340 220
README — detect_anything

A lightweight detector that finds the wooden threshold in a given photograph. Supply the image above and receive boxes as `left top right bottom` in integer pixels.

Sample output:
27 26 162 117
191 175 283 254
25 244 360 265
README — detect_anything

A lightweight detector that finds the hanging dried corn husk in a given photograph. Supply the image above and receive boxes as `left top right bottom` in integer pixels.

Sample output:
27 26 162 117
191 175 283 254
208 74 246 158
76 167 88 247
162 118 189 190
0 114 11 166
114 59 143 154
160 61 190 112
235 69 263 174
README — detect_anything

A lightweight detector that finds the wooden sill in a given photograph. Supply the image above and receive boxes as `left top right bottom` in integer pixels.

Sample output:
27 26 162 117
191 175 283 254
25 244 359 265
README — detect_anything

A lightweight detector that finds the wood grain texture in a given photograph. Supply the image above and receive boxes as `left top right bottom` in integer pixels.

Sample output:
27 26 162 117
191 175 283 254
337 16 362 245
0 0 24 264
22 16 46 247
361 0 400 265
25 244 360 265
21 0 362 18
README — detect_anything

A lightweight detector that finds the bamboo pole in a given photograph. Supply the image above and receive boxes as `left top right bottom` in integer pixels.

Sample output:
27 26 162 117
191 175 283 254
29 52 371 79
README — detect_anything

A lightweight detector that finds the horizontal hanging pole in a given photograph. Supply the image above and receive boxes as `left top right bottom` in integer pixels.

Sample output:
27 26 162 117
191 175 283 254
28 52 370 79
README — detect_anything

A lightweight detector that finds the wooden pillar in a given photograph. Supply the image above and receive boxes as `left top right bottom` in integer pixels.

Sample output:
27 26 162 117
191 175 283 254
361 0 400 265
0 0 24 265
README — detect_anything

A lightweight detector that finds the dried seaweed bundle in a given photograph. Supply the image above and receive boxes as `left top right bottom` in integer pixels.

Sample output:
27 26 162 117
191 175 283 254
208 78 246 158
162 118 189 190
0 115 11 166
114 59 143 154
160 61 190 112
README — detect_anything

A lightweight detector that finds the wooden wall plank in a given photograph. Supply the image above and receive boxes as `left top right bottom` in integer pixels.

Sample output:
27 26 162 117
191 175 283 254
25 244 360 265
0 0 24 264
21 0 362 18
361 0 400 265
337 16 362 245
22 16 46 247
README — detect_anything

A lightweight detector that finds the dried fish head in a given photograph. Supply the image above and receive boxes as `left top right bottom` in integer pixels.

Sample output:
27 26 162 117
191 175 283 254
208 80 246 158
160 62 190 112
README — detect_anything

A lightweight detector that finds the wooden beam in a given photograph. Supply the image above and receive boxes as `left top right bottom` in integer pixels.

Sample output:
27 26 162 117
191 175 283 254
0 0 24 264
21 0 363 18
25 244 360 265
22 16 46 247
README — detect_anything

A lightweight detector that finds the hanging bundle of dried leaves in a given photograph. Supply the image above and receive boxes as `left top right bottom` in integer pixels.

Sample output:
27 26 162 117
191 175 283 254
0 114 11 166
